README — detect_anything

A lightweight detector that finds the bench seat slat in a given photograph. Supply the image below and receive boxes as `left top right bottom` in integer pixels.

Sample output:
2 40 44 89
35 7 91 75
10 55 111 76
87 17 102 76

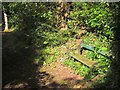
70 52 96 68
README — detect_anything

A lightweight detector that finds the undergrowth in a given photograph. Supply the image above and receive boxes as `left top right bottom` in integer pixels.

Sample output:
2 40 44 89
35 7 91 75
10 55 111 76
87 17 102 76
64 57 90 77
82 32 112 75
63 32 112 80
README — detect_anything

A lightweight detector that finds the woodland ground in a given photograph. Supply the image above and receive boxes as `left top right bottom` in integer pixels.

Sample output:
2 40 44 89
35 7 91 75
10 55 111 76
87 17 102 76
2 31 103 89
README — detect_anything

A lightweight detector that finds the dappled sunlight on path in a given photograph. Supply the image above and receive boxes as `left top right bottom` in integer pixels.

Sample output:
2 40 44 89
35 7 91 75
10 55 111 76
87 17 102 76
40 61 84 88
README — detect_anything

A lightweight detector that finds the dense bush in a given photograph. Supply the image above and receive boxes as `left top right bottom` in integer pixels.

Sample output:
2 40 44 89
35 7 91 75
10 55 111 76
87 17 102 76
65 2 120 87
3 2 71 68
3 3 60 46
64 2 117 80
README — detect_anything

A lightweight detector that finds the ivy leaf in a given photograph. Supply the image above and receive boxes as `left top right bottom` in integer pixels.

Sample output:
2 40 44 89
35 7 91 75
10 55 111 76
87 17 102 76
43 41 48 45
100 47 107 51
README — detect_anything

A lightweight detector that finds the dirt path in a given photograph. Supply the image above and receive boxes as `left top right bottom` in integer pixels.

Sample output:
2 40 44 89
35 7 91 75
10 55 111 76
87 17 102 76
36 39 86 88
3 60 101 89
38 61 103 89
39 61 84 88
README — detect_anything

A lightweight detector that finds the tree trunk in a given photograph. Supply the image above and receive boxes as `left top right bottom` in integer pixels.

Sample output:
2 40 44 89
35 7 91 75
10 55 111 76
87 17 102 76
3 6 9 32
3 11 8 31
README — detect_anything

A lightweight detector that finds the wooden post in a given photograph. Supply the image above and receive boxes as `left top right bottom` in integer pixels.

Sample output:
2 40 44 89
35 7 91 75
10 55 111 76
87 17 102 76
3 11 8 31
3 6 9 32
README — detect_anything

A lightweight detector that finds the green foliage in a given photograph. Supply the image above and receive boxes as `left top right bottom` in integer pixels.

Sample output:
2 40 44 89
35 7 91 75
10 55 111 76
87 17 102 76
3 2 70 69
63 31 112 79
3 2 56 29
71 2 114 39
68 2 115 77
82 33 111 74
43 46 60 65
64 57 90 77
63 2 115 79
34 26 69 47
3 2 70 47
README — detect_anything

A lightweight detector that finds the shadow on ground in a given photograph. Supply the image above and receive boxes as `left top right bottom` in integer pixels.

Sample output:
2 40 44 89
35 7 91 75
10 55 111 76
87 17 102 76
2 31 43 88
2 31 69 89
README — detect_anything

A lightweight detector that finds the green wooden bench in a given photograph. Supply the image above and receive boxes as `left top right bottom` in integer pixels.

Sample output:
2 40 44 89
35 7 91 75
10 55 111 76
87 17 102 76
70 40 111 68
